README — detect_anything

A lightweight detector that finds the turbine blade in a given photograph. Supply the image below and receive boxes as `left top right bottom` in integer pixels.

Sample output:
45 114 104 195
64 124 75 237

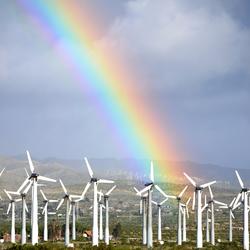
7 203 11 214
38 176 56 182
233 193 241 209
56 198 64 211
15 198 22 202
186 197 191 206
4 189 12 200
106 185 116 196
192 192 196 210
229 197 236 208
137 185 152 196
26 150 35 173
48 199 58 203
7 191 20 195
24 168 29 178
17 178 30 193
183 172 196 187
80 182 91 199
42 202 48 215
69 195 82 199
233 201 241 210
151 200 157 205
235 170 244 188
98 179 114 184
208 186 213 199
84 157 93 178
204 195 207 205
23 181 32 194
40 190 47 201
59 179 68 195
178 185 188 198
201 203 208 213
160 198 168 206
200 181 216 189
150 161 154 183
214 200 227 206
133 187 139 194
48 212 56 215
230 210 235 219
0 168 5 177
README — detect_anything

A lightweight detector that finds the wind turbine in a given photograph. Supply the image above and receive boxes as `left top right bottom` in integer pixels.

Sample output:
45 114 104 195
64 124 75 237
204 195 210 243
219 196 239 242
152 198 168 243
7 182 30 245
97 190 105 241
56 179 82 246
137 161 175 248
40 190 58 242
82 157 114 246
103 185 116 245
180 197 191 242
235 170 249 250
134 187 147 245
184 172 216 248
4 190 22 243
20 151 57 245
175 185 188 245
207 186 227 245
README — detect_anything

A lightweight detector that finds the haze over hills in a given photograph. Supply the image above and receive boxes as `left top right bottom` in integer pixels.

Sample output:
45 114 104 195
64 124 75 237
0 155 248 190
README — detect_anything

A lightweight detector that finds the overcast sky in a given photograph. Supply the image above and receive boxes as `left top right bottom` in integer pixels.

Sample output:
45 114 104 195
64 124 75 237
0 0 249 168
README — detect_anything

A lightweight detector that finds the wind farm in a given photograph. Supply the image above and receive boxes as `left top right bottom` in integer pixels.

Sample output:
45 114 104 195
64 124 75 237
0 0 249 249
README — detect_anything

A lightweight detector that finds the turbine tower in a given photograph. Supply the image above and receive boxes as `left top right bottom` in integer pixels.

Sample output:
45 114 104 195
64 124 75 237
98 190 105 241
103 185 116 245
134 187 147 245
23 151 57 245
152 198 168 243
184 172 216 248
82 157 114 247
235 170 249 250
207 186 227 245
180 197 191 242
4 190 22 243
40 190 58 241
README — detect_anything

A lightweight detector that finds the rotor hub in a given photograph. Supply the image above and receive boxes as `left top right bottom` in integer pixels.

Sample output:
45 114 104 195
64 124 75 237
91 177 98 183
145 182 153 187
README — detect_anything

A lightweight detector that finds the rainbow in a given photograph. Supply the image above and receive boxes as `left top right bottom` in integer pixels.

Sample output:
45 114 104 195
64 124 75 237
18 0 184 181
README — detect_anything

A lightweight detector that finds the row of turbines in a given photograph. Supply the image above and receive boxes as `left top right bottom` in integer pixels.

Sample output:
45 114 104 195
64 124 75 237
134 162 250 249
1 152 116 247
1 152 249 249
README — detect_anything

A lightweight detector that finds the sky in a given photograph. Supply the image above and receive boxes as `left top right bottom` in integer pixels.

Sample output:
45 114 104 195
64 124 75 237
0 0 249 168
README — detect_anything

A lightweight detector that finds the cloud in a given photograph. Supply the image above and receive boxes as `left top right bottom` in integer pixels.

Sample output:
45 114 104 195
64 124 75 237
99 0 250 92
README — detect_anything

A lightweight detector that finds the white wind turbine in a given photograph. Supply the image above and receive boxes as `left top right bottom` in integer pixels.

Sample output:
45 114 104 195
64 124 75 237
4 190 22 243
56 179 83 246
235 170 250 250
7 182 30 245
207 186 227 245
184 172 216 248
97 190 105 241
134 187 147 245
152 198 168 243
137 161 175 248
204 195 210 243
103 185 116 245
175 185 189 245
19 151 57 245
219 196 239 242
180 197 191 242
82 157 114 247
40 190 58 242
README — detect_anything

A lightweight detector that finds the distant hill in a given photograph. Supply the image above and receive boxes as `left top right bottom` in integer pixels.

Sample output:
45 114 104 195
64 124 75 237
0 155 247 191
